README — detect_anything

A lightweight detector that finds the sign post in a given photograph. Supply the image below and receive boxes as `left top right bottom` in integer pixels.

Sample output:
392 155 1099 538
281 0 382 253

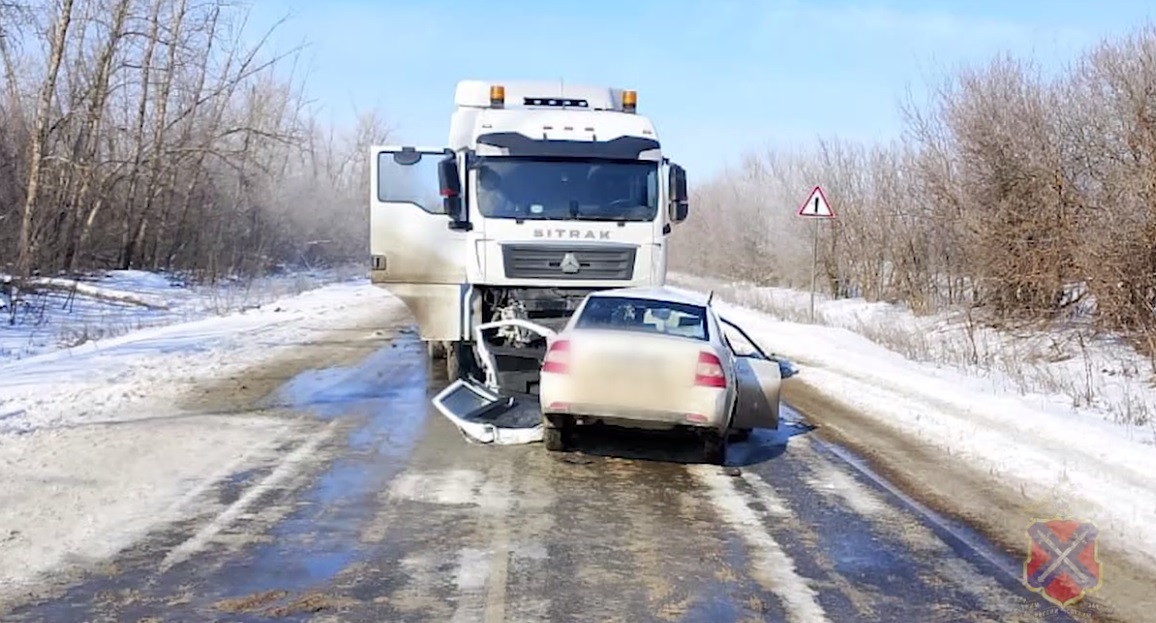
796 185 836 323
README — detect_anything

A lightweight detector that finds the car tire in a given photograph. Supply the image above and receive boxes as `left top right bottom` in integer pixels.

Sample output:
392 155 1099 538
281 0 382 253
544 426 567 452
543 415 575 452
703 432 727 465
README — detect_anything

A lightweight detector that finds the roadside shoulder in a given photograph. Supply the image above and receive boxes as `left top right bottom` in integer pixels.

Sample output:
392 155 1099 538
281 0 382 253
785 379 1151 623
0 283 410 606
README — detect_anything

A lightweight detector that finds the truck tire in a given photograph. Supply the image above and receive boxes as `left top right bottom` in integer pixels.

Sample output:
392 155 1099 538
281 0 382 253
445 342 460 380
445 341 483 382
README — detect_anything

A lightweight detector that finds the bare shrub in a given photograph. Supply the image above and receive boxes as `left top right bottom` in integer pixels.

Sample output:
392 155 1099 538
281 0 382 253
670 20 1156 397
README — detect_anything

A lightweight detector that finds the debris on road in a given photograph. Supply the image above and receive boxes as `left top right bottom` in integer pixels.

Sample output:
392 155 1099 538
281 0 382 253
432 379 543 445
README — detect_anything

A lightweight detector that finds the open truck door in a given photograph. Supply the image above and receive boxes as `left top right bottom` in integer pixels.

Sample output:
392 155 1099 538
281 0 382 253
370 146 467 342
719 317 790 432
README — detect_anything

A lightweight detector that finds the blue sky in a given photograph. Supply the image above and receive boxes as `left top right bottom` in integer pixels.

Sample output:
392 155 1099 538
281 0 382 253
245 0 1156 178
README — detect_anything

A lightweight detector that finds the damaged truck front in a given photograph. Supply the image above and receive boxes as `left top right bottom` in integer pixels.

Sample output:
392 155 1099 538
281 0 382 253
370 80 690 438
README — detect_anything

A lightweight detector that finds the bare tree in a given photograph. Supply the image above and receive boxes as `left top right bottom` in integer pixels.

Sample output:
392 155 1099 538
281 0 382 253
16 0 74 277
0 0 389 283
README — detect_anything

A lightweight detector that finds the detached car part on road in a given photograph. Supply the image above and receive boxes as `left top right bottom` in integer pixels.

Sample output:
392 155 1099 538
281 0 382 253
433 286 797 464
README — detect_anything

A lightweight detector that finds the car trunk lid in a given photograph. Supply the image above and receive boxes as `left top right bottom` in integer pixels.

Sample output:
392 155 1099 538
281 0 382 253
566 330 709 410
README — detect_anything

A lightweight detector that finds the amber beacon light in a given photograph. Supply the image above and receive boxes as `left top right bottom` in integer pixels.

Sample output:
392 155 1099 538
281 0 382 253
490 84 505 107
622 89 637 113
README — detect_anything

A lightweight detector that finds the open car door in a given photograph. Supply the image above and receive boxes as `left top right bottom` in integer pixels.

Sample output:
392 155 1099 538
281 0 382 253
719 316 787 431
371 145 467 342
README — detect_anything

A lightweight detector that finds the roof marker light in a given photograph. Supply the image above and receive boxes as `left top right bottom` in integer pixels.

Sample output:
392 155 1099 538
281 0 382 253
622 90 637 113
490 84 505 108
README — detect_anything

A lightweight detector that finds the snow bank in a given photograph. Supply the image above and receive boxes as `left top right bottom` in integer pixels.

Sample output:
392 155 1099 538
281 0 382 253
0 280 388 434
673 273 1156 430
670 272 1156 574
0 266 362 362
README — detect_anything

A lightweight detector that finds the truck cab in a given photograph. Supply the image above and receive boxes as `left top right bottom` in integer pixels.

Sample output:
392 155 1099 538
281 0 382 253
371 80 690 394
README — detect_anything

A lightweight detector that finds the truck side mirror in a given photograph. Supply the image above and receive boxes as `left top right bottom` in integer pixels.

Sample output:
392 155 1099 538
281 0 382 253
668 163 689 223
438 155 469 230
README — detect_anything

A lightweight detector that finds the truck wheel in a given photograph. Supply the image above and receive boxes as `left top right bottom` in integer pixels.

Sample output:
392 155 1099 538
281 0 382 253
445 342 461 380
703 432 728 465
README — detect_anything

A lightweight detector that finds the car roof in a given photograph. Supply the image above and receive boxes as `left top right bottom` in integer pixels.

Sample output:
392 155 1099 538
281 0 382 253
586 286 712 309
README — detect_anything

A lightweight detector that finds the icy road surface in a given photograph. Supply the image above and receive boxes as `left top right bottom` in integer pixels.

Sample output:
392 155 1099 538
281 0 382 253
1 304 1105 623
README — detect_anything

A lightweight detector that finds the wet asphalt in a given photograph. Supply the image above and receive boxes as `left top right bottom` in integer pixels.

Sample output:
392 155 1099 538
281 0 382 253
3 328 1088 623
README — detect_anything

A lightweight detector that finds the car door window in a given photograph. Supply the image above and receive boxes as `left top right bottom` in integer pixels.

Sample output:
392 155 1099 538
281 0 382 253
719 318 766 359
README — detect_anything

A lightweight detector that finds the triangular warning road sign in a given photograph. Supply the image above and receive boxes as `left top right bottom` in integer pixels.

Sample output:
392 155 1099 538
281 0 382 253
797 185 835 218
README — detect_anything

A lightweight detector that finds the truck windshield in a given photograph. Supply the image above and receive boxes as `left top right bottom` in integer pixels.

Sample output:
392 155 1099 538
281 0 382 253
474 157 659 221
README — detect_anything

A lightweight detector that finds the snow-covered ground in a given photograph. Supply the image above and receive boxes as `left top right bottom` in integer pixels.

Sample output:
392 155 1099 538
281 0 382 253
674 273 1156 432
0 273 404 598
671 272 1156 576
0 267 360 363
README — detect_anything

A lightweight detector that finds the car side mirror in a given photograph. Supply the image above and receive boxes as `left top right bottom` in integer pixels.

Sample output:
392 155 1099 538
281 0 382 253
668 163 689 223
438 155 469 230
775 357 799 379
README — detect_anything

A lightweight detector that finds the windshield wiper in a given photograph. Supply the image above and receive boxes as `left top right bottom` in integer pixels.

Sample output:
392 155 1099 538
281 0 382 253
575 214 630 222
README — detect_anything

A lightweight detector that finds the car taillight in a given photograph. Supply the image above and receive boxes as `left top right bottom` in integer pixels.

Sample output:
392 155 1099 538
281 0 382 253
695 351 726 388
542 339 570 374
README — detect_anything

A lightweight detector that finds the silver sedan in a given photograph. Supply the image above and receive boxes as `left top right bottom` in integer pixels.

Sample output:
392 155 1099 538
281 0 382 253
538 286 787 464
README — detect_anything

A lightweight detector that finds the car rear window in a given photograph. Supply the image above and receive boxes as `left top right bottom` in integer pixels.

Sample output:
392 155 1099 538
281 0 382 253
574 296 709 341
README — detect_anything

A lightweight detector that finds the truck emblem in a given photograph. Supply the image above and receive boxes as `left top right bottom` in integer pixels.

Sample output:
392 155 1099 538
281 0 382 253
533 228 611 240
559 253 581 273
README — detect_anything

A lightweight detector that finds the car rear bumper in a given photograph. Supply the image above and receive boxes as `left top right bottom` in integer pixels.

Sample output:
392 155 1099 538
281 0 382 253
540 372 729 432
543 402 726 432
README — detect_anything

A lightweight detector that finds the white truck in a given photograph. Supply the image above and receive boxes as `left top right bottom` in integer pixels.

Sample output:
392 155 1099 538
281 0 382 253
370 80 689 417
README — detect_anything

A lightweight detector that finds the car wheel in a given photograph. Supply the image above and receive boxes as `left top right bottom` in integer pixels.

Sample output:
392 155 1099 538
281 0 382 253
544 426 567 452
703 432 727 465
543 414 574 452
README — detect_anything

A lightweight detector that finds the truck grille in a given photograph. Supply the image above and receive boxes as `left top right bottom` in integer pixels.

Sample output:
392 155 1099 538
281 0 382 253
501 244 638 280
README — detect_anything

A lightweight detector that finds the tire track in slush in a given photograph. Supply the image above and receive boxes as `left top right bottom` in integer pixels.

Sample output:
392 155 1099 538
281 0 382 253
157 420 339 571
741 408 1083 623
689 464 832 623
